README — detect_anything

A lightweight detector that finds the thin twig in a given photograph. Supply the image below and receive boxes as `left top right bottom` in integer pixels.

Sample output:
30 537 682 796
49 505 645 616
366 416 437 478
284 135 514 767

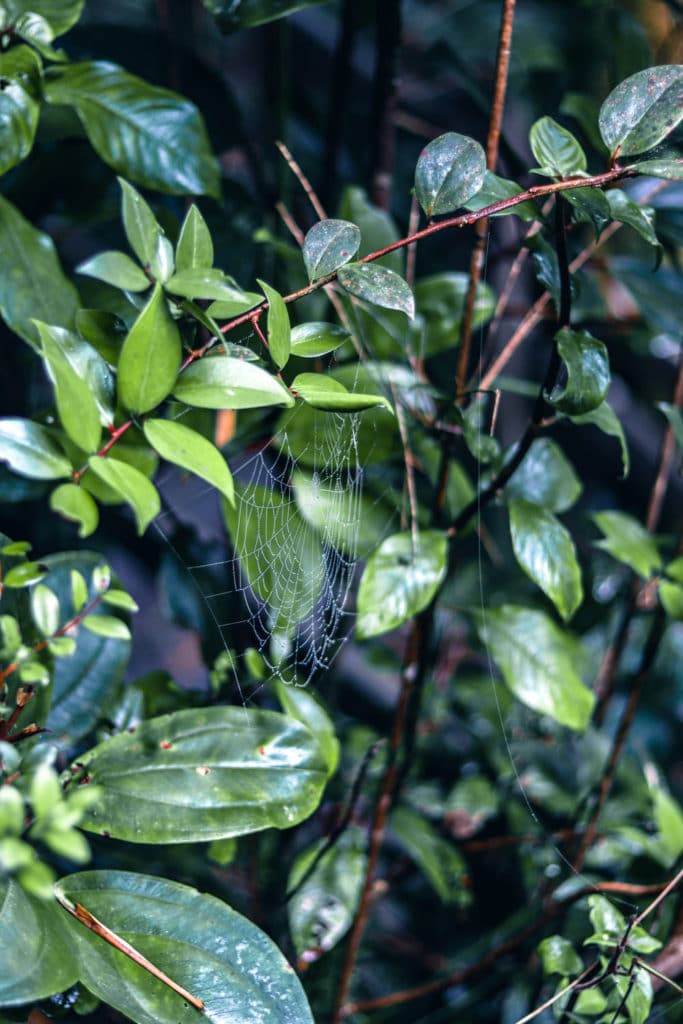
511 965 596 1024
276 139 327 221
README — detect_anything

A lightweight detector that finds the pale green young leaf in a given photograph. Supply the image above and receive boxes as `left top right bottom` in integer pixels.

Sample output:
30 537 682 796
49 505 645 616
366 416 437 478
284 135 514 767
33 321 103 453
49 483 99 538
593 510 661 578
117 283 181 414
143 418 235 505
292 372 393 413
175 204 213 271
118 178 164 267
30 584 60 636
77 251 151 292
86 456 160 534
290 322 350 358
174 357 294 410
82 615 131 640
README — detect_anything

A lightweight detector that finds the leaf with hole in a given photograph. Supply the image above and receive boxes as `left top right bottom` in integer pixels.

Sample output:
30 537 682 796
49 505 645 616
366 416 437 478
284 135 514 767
599 65 683 156
529 116 587 177
86 456 160 535
174 357 294 410
546 328 609 415
593 510 661 578
338 263 414 318
414 132 486 216
509 498 583 621
474 605 594 730
302 219 360 281
117 283 181 414
143 418 234 506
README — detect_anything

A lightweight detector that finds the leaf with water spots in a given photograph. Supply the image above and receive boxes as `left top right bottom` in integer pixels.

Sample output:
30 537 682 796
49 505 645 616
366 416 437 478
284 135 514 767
414 132 486 217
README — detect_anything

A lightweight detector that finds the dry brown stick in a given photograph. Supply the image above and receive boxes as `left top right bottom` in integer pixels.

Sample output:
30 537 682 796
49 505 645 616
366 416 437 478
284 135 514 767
455 0 516 396
275 139 327 220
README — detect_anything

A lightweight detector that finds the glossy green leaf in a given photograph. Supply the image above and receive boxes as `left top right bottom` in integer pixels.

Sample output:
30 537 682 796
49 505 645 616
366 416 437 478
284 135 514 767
45 62 220 196
274 681 339 776
504 438 582 512
87 456 160 534
546 328 609 415
166 269 251 302
288 828 366 962
49 482 99 538
102 589 139 613
585 895 661 954
2 0 84 37
414 272 495 354
30 584 60 636
76 309 127 365
529 116 587 177
39 323 114 426
77 251 151 292
538 935 583 977
82 614 131 640
606 189 659 247
117 283 181 414
290 322 350 358
292 373 393 413
0 419 71 480
571 401 630 478
56 870 314 1024
338 262 414 318
2 560 48 588
206 292 263 318
12 10 66 60
356 531 447 639
599 65 683 156
593 510 661 578
118 179 163 270
33 321 103 453
0 195 79 347
302 219 360 281
72 706 328 842
474 605 594 730
0 79 39 176
175 204 213 272
80 441 158 506
258 279 291 369
174 356 294 410
391 807 469 905
563 187 611 238
143 418 234 505
414 132 486 216
0 879 79 1006
205 0 327 31
631 156 683 180
509 499 583 621
463 169 539 220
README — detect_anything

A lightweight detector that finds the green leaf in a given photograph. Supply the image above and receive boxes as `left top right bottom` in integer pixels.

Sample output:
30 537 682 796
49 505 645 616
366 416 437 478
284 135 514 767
571 400 630 477
391 807 468 905
529 116 587 177
174 356 294 410
56 870 313 1024
292 373 393 413
563 187 611 238
2 0 85 37
288 829 366 962
0 879 79 1005
143 418 234 505
631 156 683 180
463 169 539 220
76 309 127 365
0 419 71 480
165 268 253 302
117 283 181 414
599 65 683 156
585 895 661 955
86 456 160 535
206 293 263 318
474 605 594 730
0 195 79 347
77 251 151 292
538 935 583 977
509 499 583 621
72 706 328 842
414 132 486 216
33 321 103 453
45 62 220 196
338 262 414 318
547 328 610 415
82 614 131 640
593 510 661 578
205 0 327 31
504 438 582 512
356 531 447 639
290 322 350 358
175 204 213 272
274 681 339 776
606 189 659 247
102 589 139 612
0 79 39 176
49 482 99 537
0 787 24 836
660 581 683 620
118 179 163 269
338 185 403 273
258 279 291 370
414 272 496 354
302 219 360 281
30 584 60 636
2 560 47 587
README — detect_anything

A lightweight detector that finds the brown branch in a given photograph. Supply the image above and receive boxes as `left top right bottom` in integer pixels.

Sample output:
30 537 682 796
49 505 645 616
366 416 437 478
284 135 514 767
455 0 516 394
276 139 327 221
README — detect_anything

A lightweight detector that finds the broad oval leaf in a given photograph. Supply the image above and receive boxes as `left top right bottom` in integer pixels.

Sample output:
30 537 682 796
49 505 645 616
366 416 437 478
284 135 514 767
356 531 447 639
337 262 415 318
290 321 350 358
504 439 582 513
529 116 587 177
175 204 213 272
174 357 294 409
414 132 486 217
30 583 60 636
33 321 103 453
45 62 220 196
258 279 291 369
0 879 79 1006
605 189 659 247
2 0 85 37
56 870 314 1024
538 935 583 977
302 219 360 281
87 456 160 535
599 65 683 156
292 373 393 413
0 79 39 176
49 482 99 538
143 418 235 505
71 706 328 842
546 328 610 415
82 614 131 640
118 283 181 414
274 680 338 776
509 498 583 621
631 156 683 180
474 605 594 730
0 195 79 347
77 251 151 292
593 510 661 578
0 418 71 480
